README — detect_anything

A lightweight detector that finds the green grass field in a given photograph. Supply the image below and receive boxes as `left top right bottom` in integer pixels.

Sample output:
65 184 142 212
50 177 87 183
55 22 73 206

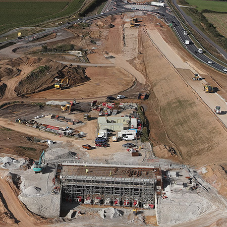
0 0 84 34
204 13 227 38
185 0 227 12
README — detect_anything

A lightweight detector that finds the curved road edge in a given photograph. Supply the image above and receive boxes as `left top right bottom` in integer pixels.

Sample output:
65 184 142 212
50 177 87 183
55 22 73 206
171 0 227 60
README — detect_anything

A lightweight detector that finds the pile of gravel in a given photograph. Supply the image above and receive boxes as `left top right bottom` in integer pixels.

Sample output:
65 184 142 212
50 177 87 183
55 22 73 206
24 186 41 195
2 157 13 163
0 156 25 169
99 208 123 219
46 101 69 106
55 151 77 160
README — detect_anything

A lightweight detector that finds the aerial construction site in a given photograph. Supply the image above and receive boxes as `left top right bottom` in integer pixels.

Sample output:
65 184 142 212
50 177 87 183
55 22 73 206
1 0 227 227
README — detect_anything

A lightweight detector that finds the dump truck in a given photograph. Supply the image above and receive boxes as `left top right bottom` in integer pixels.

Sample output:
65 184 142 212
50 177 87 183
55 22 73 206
204 84 213 93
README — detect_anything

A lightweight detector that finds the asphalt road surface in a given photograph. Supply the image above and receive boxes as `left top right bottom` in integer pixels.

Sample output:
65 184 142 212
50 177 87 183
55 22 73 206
172 0 227 60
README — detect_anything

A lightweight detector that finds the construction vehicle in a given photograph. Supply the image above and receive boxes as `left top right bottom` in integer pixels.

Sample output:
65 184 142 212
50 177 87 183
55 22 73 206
192 74 201 80
55 77 69 89
61 104 71 112
204 84 213 93
61 100 76 113
214 106 221 114
51 186 60 195
33 150 45 173
84 114 91 121
130 18 140 27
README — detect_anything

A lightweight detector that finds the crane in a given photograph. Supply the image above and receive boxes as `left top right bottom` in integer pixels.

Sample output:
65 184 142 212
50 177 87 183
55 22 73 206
33 151 45 173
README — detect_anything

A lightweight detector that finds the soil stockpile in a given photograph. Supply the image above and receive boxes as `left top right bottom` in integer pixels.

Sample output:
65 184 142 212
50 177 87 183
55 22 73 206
14 61 88 96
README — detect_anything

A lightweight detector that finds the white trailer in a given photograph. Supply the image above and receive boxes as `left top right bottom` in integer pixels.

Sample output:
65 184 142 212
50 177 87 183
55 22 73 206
151 2 165 7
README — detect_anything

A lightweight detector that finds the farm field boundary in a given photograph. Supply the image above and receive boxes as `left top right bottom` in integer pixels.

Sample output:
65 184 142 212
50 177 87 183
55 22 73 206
185 0 227 12
204 13 227 39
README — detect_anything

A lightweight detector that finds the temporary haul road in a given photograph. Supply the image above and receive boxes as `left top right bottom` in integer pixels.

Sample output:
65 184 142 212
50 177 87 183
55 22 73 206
0 178 36 227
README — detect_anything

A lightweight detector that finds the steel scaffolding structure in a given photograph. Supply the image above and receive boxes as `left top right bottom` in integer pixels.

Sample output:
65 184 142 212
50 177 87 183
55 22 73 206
61 175 157 208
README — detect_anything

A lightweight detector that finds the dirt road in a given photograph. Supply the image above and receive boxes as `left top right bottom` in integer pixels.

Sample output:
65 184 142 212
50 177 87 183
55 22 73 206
174 209 227 227
110 55 146 84
0 178 36 227
0 118 73 143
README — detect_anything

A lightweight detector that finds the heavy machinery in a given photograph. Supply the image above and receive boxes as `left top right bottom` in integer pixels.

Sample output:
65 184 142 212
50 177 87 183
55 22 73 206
61 104 71 112
130 18 140 27
204 84 213 93
33 150 45 173
192 74 201 80
61 100 76 113
214 106 221 114
55 77 69 89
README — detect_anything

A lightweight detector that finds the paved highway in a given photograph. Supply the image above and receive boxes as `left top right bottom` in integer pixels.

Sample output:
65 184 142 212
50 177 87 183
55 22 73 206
172 0 227 60
159 9 227 74
118 1 227 74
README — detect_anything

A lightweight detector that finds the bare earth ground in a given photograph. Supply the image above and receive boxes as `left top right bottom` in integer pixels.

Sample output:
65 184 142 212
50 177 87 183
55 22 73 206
31 66 134 100
1 12 227 226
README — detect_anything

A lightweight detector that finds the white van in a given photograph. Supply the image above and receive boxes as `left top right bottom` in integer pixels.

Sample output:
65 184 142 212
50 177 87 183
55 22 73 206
122 135 135 141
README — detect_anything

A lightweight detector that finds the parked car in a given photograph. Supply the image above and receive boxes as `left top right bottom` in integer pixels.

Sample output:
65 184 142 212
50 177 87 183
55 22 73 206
107 96 116 101
82 144 92 150
117 95 125 99
122 143 136 148
96 142 108 147
122 135 135 141
95 137 107 143
207 61 213 64
223 68 227 72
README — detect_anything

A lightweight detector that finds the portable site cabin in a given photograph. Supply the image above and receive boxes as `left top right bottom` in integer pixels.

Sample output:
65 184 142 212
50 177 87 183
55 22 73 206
98 116 130 131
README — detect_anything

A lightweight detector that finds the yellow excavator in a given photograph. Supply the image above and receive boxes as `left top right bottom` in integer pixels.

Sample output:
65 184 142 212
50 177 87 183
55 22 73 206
61 104 72 112
55 77 69 89
204 84 213 93
61 100 76 113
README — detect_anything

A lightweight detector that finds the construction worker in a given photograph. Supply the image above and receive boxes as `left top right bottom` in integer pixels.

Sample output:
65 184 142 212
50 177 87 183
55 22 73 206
86 168 89 174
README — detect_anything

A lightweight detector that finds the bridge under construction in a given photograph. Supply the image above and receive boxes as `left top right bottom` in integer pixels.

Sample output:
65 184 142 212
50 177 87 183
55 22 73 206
58 163 162 208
